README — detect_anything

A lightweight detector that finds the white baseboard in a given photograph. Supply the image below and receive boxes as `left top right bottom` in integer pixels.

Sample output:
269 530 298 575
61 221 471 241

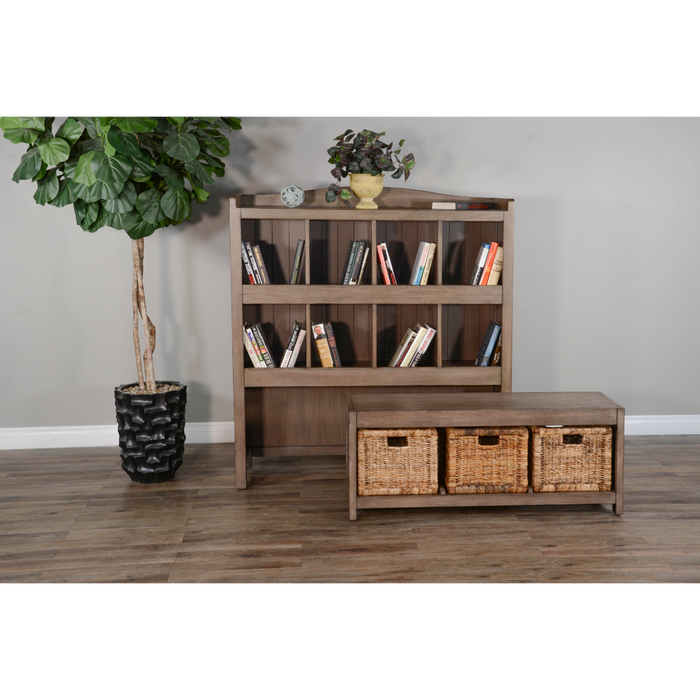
624 415 700 436
0 421 234 451
0 416 698 451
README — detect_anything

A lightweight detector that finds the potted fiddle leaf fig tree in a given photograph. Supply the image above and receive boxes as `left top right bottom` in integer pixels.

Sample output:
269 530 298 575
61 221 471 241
0 116 242 483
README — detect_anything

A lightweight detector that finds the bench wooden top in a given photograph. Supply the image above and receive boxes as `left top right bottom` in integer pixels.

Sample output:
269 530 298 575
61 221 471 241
347 391 624 429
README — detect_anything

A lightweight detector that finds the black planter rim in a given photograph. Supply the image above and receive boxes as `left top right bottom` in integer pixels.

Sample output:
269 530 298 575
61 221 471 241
115 381 186 396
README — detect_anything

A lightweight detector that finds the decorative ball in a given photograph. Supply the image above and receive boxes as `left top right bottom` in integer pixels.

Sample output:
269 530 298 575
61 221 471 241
280 185 305 208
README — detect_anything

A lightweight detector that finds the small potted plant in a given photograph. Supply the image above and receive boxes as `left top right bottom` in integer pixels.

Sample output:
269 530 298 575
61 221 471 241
325 129 415 209
1 116 241 483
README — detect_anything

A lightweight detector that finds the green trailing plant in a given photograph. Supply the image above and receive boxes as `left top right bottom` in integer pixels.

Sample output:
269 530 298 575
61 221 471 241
1 116 242 393
325 128 415 205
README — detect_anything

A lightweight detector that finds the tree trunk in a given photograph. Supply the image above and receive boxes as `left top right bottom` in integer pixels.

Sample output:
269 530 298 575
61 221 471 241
132 239 157 393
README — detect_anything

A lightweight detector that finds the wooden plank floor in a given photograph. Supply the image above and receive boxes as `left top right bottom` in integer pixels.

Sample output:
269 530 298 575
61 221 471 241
1 435 699 583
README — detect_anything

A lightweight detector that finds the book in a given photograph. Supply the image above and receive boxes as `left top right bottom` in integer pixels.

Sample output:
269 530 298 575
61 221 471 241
479 242 499 286
241 241 256 285
324 322 342 367
469 242 490 285
377 243 392 285
341 241 359 285
312 323 333 368
252 245 270 284
280 320 302 368
380 243 397 285
289 239 305 284
486 246 503 285
389 327 418 367
244 324 265 367
419 243 437 285
243 325 263 367
288 328 306 368
408 324 436 366
490 330 503 366
475 322 501 367
252 323 276 367
349 241 367 285
431 202 495 210
400 324 429 367
245 241 262 284
356 244 370 285
409 241 429 285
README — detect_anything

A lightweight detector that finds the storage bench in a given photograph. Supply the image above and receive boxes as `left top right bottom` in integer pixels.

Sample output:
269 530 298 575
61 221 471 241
345 391 624 520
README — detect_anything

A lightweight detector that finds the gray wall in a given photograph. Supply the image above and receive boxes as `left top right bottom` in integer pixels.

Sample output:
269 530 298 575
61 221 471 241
1 117 699 428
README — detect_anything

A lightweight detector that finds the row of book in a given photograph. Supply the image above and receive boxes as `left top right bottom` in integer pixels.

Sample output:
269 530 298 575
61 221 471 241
244 319 501 368
389 324 436 367
243 321 307 368
242 239 306 285
340 241 370 285
243 237 501 287
469 242 503 286
476 321 502 366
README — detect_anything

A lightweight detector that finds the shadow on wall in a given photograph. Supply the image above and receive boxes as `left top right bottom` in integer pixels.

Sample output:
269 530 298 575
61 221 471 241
182 381 212 423
184 127 257 237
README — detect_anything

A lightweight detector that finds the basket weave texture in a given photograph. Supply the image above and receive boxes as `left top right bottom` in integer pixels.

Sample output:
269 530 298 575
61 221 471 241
445 427 529 493
530 426 612 492
357 428 438 496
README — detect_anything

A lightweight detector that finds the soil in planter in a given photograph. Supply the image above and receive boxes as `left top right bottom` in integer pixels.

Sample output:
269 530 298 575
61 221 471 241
121 383 181 395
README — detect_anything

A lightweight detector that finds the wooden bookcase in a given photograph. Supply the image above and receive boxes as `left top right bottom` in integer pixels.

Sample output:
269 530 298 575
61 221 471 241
229 187 514 489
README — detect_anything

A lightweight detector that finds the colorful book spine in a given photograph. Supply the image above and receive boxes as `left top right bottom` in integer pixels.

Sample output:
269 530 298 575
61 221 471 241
479 242 499 286
475 322 501 366
469 243 490 285
381 243 397 285
490 330 503 366
288 329 306 368
420 243 437 285
431 202 495 210
243 326 262 367
245 241 262 284
356 245 370 285
400 324 428 366
409 242 427 285
280 321 302 368
241 242 256 285
244 325 265 367
377 244 392 285
486 247 503 285
252 323 276 367
290 239 305 284
252 245 270 284
312 323 333 368
342 241 359 285
408 325 436 366
389 327 417 367
349 241 367 285
324 322 342 367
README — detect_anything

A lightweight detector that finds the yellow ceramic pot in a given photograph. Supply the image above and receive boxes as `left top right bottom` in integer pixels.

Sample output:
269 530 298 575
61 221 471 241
349 173 384 209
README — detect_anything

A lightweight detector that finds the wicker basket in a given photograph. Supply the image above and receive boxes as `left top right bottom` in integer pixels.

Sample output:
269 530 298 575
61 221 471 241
530 426 612 492
445 426 529 493
357 428 438 496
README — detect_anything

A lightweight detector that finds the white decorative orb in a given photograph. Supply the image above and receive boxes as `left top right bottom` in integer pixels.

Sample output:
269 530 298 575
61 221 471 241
280 185 305 208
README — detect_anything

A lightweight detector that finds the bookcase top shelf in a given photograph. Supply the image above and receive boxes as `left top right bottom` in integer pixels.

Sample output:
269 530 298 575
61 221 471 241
233 187 513 221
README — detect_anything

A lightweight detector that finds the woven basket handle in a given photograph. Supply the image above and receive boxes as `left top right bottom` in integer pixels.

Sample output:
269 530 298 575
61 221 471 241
387 436 408 448
563 434 583 445
478 435 500 446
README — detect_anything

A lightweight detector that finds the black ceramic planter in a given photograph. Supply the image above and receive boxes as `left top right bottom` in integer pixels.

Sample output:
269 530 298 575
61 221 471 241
115 382 187 484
